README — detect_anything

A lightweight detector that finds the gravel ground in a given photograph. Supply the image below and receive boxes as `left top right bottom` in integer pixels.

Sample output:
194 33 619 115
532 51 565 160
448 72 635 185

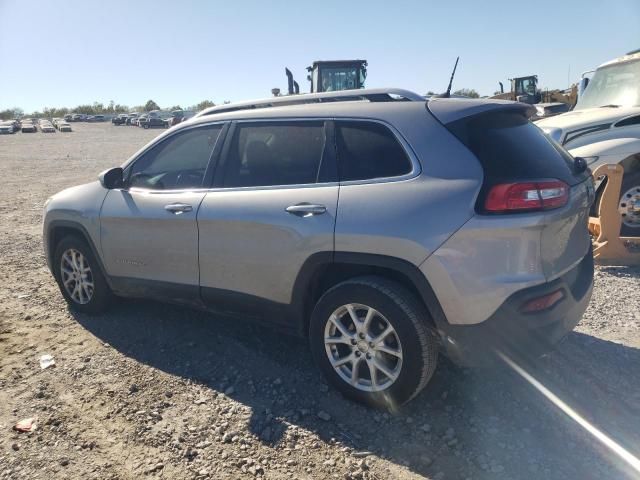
0 123 639 480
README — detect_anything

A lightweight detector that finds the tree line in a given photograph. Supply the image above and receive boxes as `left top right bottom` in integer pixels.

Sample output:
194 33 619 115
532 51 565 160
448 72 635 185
426 88 480 98
0 99 218 120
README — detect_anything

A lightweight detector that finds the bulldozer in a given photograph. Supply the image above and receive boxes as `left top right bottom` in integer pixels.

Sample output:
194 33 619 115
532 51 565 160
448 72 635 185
491 75 541 104
280 59 368 95
491 75 577 107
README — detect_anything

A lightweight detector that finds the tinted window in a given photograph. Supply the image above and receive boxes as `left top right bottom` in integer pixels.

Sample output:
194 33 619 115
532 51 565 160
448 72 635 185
336 121 412 181
129 124 221 190
447 112 587 186
223 122 326 187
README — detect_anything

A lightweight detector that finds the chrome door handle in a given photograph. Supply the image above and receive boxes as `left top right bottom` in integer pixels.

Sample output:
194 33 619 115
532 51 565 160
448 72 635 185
285 203 327 217
165 203 193 214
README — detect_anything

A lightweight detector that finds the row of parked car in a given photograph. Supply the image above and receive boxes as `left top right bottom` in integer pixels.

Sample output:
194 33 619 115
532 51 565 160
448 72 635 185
65 114 106 122
0 118 73 134
112 109 195 129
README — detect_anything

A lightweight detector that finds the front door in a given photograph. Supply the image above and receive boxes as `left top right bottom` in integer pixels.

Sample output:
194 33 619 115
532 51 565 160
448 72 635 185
100 123 224 301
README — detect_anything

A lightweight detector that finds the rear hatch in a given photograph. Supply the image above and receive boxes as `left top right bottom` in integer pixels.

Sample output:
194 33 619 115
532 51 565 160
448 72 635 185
428 99 594 280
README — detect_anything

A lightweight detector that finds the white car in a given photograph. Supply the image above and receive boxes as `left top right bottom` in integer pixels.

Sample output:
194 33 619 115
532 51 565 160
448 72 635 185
0 122 15 134
58 121 72 132
40 122 56 133
537 48 640 235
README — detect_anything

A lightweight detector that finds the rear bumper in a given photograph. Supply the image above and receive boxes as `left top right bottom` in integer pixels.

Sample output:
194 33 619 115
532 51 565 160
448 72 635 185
440 248 594 365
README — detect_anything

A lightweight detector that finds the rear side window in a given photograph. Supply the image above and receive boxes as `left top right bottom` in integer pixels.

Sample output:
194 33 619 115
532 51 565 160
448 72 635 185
336 121 412 182
223 122 326 187
447 112 586 186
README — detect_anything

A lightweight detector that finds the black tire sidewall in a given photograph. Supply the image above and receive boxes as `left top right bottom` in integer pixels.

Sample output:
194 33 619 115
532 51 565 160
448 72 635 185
53 236 111 313
620 170 640 237
310 281 433 408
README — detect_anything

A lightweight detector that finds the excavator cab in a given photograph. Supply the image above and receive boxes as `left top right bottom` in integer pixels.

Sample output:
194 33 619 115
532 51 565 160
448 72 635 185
307 60 367 93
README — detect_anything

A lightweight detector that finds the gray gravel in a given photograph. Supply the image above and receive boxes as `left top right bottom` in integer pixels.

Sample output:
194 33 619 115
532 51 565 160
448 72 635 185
0 123 639 479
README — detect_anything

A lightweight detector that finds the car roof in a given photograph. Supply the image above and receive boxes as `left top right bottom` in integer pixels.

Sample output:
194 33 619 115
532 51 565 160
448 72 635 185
182 94 532 130
195 88 424 118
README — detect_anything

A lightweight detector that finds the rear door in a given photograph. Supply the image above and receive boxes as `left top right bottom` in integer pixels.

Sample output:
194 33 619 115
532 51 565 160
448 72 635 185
100 123 225 300
197 120 338 322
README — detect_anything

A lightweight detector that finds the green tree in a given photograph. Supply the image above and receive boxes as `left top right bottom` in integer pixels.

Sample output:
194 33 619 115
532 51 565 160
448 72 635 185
168 105 183 111
144 100 160 111
0 107 23 120
195 100 215 111
453 88 480 98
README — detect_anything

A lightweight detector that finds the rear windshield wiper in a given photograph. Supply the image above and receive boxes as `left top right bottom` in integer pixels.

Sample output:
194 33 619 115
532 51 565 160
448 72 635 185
599 104 621 108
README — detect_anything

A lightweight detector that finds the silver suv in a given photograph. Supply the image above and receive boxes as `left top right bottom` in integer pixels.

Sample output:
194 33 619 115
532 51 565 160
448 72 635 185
43 90 595 407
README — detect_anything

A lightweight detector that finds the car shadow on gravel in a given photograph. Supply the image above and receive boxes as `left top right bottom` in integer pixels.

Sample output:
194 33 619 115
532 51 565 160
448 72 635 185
72 299 640 480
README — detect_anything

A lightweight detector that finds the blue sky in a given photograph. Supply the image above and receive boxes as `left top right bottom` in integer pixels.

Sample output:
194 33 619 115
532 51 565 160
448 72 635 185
1 0 639 112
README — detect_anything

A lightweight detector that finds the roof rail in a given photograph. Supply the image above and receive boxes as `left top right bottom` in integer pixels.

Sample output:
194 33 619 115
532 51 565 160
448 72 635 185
194 88 424 118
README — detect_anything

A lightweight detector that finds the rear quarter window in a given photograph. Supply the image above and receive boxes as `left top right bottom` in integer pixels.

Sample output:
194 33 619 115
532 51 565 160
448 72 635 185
335 121 412 182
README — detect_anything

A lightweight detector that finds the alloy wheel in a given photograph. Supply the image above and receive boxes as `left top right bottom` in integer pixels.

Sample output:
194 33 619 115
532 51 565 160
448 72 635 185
60 248 94 304
324 303 403 392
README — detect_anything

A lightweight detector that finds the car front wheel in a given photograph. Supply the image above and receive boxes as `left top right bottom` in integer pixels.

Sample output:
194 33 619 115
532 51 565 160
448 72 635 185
53 235 112 313
309 276 438 408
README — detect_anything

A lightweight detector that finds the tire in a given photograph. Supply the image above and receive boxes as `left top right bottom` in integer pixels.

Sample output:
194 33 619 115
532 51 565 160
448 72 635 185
619 170 640 237
143 124 149 129
309 276 438 408
53 235 112 313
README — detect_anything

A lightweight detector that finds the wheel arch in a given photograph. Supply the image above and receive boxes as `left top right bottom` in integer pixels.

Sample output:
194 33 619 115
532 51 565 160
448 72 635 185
291 252 449 336
46 220 112 288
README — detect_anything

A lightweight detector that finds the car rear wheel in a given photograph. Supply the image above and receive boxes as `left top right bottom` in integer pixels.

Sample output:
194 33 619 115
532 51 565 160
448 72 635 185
53 235 112 313
619 170 640 237
309 276 438 408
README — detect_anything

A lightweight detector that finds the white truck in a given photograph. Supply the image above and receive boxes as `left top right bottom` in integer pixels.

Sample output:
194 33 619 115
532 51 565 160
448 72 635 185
538 49 640 236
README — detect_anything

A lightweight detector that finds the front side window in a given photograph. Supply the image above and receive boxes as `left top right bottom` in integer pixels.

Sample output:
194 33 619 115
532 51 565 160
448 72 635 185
129 124 222 190
223 122 326 188
335 121 412 182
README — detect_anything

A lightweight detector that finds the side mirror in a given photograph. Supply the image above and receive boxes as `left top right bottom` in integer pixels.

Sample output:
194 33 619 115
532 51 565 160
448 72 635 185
98 167 124 189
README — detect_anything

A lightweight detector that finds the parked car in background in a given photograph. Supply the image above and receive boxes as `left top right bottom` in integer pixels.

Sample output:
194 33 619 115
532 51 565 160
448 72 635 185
42 90 595 407
21 120 37 133
0 122 16 134
135 114 148 127
58 121 72 132
39 120 56 133
112 114 129 125
71 114 85 122
165 110 195 127
138 112 166 129
64 114 73 122
126 112 139 125
533 102 571 120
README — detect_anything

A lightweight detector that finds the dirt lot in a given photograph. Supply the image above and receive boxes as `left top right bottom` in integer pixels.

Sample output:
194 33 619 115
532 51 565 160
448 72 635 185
0 123 639 480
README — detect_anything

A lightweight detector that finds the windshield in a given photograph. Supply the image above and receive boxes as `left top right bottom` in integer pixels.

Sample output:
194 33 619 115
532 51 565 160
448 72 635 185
575 58 640 109
318 66 360 92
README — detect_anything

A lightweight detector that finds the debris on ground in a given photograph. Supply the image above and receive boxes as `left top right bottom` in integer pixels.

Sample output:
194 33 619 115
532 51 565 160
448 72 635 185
13 417 37 433
39 354 55 369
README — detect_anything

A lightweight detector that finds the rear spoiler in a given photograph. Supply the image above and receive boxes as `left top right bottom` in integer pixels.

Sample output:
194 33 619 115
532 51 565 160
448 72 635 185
427 98 536 125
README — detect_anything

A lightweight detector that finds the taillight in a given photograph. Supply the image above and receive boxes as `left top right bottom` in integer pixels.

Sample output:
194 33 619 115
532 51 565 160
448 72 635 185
484 180 569 213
